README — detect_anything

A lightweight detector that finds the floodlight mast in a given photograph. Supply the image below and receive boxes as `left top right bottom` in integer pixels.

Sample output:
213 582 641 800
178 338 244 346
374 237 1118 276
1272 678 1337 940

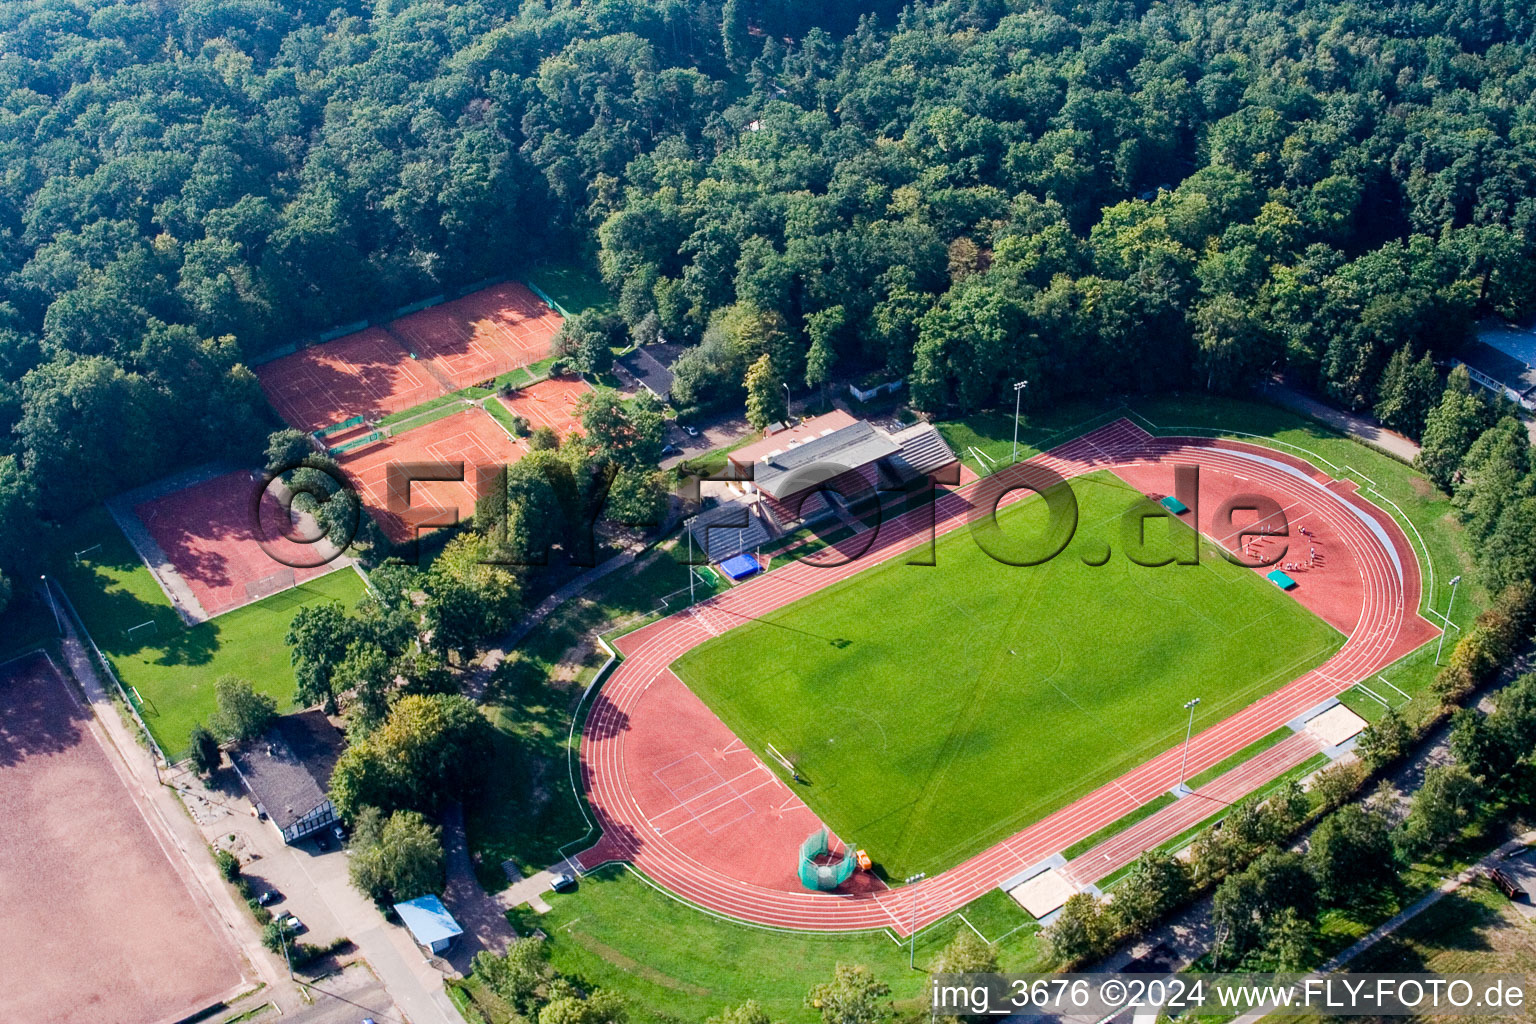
905 872 926 967
40 574 63 634
1435 575 1462 665
1011 380 1028 463
1176 697 1201 795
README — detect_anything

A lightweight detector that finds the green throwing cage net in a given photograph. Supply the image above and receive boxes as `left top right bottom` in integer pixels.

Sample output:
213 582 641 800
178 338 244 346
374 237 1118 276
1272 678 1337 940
798 828 857 891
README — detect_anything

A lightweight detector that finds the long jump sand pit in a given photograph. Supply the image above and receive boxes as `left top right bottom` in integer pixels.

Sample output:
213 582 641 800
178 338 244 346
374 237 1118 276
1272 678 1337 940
0 652 244 1024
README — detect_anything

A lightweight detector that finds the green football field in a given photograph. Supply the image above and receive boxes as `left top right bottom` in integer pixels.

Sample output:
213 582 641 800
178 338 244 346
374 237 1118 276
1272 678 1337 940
671 471 1345 878
57 507 368 758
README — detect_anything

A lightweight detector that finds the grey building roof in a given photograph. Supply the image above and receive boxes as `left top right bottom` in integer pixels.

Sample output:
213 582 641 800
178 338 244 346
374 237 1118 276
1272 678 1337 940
752 421 902 499
1458 338 1536 398
684 499 771 562
230 711 343 832
615 344 678 400
888 422 959 477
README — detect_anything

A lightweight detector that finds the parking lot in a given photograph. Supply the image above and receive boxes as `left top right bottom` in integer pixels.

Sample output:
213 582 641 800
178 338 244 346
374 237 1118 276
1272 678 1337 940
171 764 468 1024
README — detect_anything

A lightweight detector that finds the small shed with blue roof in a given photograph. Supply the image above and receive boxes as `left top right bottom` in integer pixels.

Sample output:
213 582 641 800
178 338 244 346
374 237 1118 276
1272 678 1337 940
393 894 463 954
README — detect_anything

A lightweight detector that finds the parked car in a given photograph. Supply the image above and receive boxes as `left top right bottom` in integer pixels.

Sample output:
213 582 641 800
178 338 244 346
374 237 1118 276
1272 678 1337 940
257 890 279 906
551 872 578 893
315 832 330 851
661 443 680 456
333 824 346 843
281 915 306 934
682 424 699 437
1488 868 1523 901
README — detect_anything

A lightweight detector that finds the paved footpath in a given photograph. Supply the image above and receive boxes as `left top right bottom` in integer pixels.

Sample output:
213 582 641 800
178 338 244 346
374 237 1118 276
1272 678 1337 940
49 596 276 999
1224 831 1535 1024
1258 380 1421 463
49 587 462 1024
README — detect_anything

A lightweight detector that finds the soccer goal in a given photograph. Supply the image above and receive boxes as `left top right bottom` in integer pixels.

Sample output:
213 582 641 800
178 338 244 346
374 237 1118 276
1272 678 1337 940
245 567 298 603
123 620 158 641
73 544 102 564
765 742 801 781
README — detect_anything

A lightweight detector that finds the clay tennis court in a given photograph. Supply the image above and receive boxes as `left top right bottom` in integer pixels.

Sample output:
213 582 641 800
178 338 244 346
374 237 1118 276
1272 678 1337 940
497 375 591 440
387 281 563 390
0 652 244 1024
338 407 524 543
256 327 445 432
134 469 343 618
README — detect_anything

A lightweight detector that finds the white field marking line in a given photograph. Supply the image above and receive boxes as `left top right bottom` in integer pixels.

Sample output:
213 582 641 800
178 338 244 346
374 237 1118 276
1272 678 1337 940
1149 422 1432 598
651 749 709 776
876 893 909 933
659 770 784 836
661 798 756 837
1378 675 1413 704
1353 682 1391 707
1426 606 1462 631
651 763 765 820
647 758 761 835
1362 484 1436 609
1344 465 1379 489
774 793 808 814
1208 496 1309 548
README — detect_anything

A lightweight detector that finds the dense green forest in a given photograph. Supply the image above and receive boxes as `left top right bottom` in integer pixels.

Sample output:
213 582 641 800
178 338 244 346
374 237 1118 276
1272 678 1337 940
5 0 1536 610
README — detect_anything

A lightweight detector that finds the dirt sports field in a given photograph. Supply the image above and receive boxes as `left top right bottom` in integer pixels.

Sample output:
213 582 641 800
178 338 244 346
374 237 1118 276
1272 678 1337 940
255 326 444 432
0 652 243 1024
254 281 564 433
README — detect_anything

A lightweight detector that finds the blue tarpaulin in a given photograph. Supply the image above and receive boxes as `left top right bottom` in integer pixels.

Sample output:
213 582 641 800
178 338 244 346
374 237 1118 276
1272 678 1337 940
1266 569 1297 590
720 553 760 580
394 895 463 953
1159 495 1189 515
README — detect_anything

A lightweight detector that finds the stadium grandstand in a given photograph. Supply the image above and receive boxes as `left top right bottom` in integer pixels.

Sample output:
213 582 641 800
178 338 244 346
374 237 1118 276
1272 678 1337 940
728 412 960 531
684 498 771 564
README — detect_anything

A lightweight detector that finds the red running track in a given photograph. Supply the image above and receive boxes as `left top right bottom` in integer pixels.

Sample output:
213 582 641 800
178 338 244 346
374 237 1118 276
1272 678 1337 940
576 419 1438 933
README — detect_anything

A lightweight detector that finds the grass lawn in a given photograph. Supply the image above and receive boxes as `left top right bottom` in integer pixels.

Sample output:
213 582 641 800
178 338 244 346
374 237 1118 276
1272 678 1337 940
482 396 522 437
672 472 1344 878
499 864 1047 1024
378 393 467 429
942 393 1479 732
676 433 759 480
56 508 367 758
529 264 614 316
469 541 716 886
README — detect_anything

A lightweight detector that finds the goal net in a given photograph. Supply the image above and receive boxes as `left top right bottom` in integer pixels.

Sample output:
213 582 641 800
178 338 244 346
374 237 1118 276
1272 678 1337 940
245 567 298 603
798 828 858 891
123 620 158 640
